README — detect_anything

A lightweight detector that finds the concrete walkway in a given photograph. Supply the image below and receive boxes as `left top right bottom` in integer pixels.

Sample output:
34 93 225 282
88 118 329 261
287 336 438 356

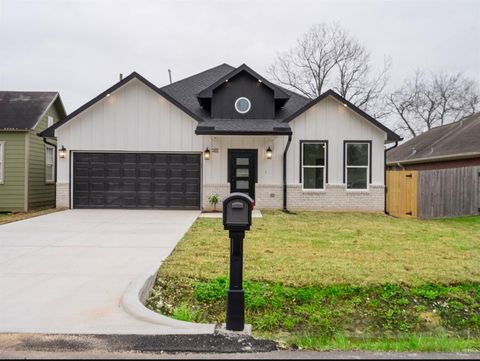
0 209 209 334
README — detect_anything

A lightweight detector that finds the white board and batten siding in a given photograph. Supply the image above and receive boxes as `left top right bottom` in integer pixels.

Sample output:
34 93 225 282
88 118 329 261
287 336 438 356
55 79 387 190
280 97 387 186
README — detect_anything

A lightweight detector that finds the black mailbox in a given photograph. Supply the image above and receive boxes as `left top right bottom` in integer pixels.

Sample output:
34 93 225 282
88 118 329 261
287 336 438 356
223 193 253 231
222 192 253 331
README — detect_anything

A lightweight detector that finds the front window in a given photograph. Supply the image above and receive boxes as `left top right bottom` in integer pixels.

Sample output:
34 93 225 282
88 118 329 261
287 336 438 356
302 141 326 190
345 142 370 190
45 145 55 183
0 142 4 184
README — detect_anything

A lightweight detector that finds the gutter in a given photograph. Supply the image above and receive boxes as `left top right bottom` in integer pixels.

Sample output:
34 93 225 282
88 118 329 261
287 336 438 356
283 134 292 211
384 141 399 214
386 152 480 167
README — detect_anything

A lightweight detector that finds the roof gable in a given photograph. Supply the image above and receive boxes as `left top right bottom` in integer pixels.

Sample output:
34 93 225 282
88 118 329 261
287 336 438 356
197 64 290 100
283 89 401 142
0 91 65 130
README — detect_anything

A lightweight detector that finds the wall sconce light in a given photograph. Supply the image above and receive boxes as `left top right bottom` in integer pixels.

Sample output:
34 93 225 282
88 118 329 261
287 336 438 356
204 147 211 160
58 146 67 159
266 146 273 159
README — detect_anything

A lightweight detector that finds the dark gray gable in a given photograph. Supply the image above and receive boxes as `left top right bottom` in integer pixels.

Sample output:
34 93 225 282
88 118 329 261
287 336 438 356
0 91 64 130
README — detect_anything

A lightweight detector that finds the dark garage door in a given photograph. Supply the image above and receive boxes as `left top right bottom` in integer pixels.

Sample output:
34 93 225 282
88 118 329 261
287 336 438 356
73 153 201 209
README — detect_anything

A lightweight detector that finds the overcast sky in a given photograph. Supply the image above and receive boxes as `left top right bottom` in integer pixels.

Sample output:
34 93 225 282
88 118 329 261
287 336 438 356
1 0 479 113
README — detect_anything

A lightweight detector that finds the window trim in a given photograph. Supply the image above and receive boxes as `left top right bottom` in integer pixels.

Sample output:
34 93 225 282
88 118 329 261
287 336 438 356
343 140 372 190
0 141 5 184
300 140 328 191
45 144 55 184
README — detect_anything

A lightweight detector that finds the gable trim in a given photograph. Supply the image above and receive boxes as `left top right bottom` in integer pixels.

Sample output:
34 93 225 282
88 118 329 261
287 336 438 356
283 89 401 142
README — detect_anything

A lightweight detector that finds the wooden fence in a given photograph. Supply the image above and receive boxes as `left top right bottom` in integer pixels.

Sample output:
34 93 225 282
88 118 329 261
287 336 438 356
417 166 480 219
387 166 480 219
386 170 418 218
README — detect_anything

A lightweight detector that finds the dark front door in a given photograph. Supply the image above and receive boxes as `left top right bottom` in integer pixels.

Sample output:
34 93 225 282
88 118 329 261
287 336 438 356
73 152 201 209
228 149 257 200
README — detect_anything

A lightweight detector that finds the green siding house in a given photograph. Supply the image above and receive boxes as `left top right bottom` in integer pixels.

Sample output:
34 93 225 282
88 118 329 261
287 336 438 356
0 91 66 212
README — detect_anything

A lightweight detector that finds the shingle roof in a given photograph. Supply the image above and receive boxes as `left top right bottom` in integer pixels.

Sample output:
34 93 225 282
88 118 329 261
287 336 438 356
196 119 292 135
387 112 480 164
160 63 310 123
0 91 61 130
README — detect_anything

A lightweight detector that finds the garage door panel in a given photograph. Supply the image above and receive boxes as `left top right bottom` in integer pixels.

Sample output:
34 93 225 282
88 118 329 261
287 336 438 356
73 153 200 209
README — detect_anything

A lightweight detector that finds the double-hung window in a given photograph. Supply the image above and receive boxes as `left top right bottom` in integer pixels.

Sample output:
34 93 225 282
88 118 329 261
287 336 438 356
301 141 327 190
345 142 370 190
0 141 4 184
45 145 55 183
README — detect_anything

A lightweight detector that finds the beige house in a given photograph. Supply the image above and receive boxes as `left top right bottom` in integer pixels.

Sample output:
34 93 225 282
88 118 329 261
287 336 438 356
40 64 400 212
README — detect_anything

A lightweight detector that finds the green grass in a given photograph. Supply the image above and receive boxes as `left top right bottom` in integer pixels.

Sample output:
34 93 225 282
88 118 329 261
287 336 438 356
147 211 480 352
288 334 480 352
160 211 480 286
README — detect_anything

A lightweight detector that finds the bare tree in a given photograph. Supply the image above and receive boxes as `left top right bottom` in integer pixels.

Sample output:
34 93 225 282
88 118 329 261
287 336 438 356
267 23 390 117
388 70 479 138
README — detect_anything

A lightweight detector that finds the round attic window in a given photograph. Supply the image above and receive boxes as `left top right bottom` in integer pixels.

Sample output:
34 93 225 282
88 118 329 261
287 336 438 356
235 97 251 114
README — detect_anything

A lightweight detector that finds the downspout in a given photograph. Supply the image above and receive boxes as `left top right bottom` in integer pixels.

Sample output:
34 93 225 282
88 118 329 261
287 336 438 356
384 141 399 214
283 134 292 212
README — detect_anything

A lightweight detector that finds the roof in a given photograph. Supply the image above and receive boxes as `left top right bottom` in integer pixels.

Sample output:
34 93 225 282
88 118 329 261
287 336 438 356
196 64 290 100
195 119 292 135
40 63 399 140
160 63 310 124
387 112 480 165
0 91 65 130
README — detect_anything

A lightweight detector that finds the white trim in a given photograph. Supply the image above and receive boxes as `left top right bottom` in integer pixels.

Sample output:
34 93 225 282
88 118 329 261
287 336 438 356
345 142 370 191
301 141 327 191
47 116 54 128
234 97 251 114
0 141 5 184
45 144 55 184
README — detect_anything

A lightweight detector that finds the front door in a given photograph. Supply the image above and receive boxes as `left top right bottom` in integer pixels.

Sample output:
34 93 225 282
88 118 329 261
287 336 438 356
228 149 257 200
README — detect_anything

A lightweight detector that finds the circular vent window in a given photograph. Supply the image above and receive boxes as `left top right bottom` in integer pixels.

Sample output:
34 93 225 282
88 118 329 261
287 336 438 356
235 97 251 114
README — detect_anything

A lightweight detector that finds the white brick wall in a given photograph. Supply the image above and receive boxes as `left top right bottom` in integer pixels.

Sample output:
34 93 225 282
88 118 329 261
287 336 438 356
202 183 384 212
287 184 385 212
56 183 69 208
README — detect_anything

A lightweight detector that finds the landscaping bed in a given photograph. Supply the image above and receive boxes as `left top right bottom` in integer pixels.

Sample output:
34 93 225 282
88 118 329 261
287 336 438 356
146 211 480 351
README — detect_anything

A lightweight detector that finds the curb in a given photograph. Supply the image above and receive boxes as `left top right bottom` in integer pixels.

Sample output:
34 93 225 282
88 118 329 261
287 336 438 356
121 267 216 334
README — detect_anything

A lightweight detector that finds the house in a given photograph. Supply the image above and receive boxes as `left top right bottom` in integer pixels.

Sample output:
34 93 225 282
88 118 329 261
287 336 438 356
40 64 400 211
0 91 66 212
386 113 480 218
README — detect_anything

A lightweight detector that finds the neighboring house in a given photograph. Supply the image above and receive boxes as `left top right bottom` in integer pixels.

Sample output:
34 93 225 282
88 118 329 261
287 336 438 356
40 64 400 212
0 91 66 212
387 113 480 218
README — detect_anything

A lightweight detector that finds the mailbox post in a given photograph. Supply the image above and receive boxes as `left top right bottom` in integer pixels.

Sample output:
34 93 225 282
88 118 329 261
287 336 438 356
222 192 253 331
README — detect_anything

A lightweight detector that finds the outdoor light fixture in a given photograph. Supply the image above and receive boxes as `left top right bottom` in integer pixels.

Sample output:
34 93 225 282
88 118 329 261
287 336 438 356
106 93 111 97
58 146 67 159
343 103 348 107
204 148 211 160
266 146 273 159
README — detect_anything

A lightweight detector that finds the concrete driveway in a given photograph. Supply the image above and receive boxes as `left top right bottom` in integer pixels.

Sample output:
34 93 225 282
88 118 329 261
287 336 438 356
0 209 202 334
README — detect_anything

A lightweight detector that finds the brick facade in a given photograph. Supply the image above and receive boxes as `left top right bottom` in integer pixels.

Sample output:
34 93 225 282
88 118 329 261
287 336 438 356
202 183 384 212
56 183 69 208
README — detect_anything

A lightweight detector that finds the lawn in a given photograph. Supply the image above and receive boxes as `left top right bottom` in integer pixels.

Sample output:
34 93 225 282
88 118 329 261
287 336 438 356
147 211 480 352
